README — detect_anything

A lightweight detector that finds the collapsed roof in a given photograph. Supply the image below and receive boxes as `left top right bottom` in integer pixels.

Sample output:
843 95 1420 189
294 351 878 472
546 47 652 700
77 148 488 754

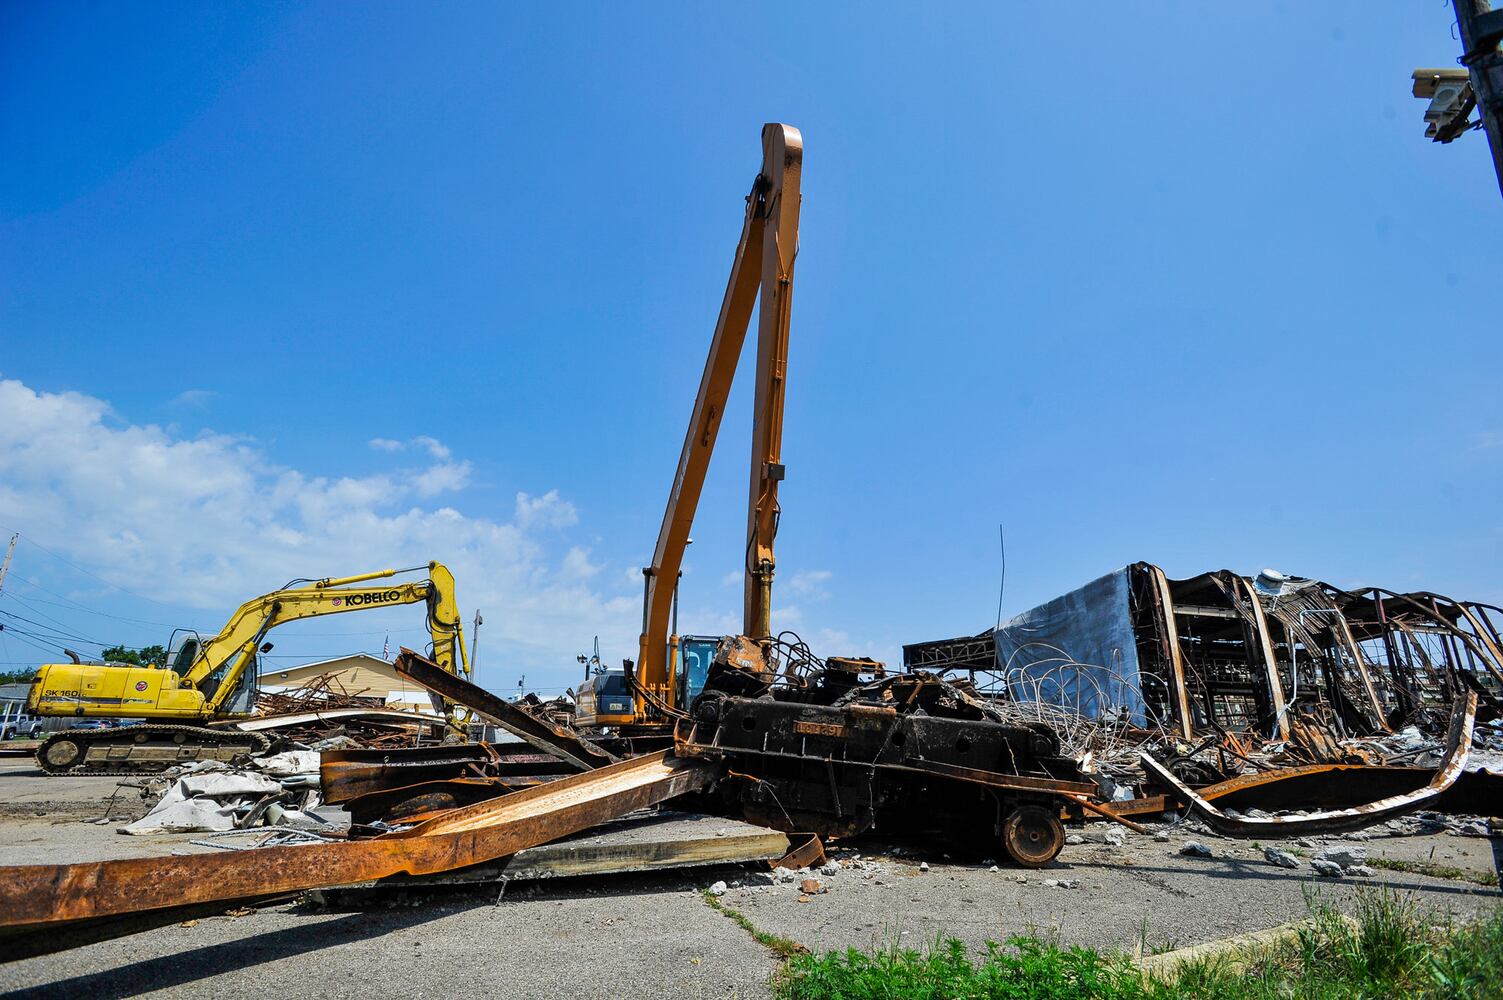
903 563 1503 741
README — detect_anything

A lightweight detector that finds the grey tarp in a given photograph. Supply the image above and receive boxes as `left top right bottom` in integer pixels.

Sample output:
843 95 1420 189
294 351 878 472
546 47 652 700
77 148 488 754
993 567 1149 725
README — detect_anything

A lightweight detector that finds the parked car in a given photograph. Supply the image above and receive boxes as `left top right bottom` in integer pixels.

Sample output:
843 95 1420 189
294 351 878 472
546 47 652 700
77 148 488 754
0 713 45 739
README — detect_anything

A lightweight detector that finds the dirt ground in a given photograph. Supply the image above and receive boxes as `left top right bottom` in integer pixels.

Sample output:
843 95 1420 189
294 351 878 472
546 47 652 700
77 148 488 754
1 757 1500 999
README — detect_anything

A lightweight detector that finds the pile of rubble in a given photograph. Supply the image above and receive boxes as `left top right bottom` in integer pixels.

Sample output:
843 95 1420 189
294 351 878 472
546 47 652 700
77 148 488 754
255 672 383 715
121 750 328 836
245 670 449 749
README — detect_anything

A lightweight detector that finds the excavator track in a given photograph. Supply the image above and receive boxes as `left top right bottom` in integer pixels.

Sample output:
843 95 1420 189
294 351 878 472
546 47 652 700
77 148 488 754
36 724 271 777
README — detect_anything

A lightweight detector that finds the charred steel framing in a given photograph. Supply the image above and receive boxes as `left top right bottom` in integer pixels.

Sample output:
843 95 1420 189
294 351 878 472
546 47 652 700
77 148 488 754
906 563 1503 742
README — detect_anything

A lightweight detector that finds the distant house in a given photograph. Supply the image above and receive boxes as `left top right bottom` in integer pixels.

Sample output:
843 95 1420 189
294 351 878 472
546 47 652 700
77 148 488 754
0 682 31 719
257 653 439 713
0 682 30 709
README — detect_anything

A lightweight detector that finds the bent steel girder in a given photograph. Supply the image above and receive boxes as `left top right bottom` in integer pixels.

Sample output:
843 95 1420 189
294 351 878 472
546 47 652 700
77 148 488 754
1142 691 1476 837
0 750 715 959
394 648 617 769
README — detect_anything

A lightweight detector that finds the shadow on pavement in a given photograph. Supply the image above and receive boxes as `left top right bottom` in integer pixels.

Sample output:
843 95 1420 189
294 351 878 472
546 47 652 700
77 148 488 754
4 903 466 999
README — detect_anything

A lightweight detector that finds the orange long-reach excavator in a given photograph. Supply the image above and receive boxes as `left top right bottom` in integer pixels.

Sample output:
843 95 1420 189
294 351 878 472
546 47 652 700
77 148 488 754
575 123 802 736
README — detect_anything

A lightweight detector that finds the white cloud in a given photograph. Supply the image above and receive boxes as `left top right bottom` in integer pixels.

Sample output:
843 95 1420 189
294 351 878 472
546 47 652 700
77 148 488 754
682 606 740 639
0 378 638 682
367 435 453 461
562 546 601 579
412 435 451 461
169 389 215 408
362 436 469 498
786 568 832 599
515 490 578 529
772 604 804 629
414 460 472 497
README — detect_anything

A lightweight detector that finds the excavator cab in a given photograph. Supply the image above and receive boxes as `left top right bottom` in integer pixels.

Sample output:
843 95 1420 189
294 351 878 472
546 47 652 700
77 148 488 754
678 636 719 708
575 670 635 729
164 630 203 675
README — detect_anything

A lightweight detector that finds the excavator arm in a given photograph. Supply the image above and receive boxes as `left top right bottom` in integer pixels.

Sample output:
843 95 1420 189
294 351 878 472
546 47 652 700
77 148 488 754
187 561 468 713
29 561 468 723
632 123 803 719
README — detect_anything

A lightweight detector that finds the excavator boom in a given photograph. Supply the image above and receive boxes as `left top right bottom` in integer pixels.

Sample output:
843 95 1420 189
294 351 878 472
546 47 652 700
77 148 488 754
743 124 801 639
583 123 801 731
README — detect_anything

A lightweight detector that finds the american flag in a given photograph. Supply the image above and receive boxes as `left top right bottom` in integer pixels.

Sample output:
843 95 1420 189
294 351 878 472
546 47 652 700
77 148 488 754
382 635 390 660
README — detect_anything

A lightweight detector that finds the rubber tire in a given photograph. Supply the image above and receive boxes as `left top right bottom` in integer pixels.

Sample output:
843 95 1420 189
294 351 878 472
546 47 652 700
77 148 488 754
1001 804 1065 868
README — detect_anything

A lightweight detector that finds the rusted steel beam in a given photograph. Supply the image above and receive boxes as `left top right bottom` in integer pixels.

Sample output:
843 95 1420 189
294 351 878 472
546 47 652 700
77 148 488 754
0 750 714 957
393 648 618 769
1142 564 1194 740
343 777 526 827
1098 793 1171 817
771 832 826 870
1329 605 1390 733
1141 691 1476 837
1195 763 1503 819
892 758 1099 798
321 743 575 804
1062 794 1149 834
1227 573 1289 740
1444 599 1503 687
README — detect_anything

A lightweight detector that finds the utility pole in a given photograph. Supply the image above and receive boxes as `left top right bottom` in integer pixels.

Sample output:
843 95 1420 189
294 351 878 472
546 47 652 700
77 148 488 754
0 534 16 595
1453 0 1503 197
0 535 16 733
470 610 483 676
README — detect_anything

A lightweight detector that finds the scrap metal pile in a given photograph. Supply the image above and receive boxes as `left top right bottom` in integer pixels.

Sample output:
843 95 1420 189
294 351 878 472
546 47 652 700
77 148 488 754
336 644 1115 867
903 562 1503 836
242 670 451 751
673 635 1107 866
0 623 1496 962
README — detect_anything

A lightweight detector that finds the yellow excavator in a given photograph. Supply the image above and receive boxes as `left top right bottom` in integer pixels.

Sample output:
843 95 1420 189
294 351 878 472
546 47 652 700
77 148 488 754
26 561 468 775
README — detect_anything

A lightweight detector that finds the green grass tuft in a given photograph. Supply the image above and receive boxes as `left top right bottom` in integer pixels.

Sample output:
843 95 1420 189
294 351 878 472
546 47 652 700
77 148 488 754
700 888 808 961
773 888 1503 1000
1366 855 1499 887
777 935 1140 1000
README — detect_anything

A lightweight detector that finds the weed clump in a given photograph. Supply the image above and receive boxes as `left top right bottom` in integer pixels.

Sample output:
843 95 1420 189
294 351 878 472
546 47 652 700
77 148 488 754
775 888 1503 1000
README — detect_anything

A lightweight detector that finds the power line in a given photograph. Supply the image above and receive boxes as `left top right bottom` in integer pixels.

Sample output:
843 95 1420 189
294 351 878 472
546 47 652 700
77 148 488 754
0 619 93 648
1 592 101 637
0 628 64 660
3 579 179 628
0 529 180 608
1 624 104 653
0 608 108 647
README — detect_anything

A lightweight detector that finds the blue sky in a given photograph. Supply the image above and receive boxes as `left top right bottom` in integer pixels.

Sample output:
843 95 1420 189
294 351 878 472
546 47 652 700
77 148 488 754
1 3 1499 694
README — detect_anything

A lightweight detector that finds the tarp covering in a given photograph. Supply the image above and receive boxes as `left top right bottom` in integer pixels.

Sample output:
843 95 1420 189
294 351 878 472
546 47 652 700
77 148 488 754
993 567 1149 725
123 769 285 835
